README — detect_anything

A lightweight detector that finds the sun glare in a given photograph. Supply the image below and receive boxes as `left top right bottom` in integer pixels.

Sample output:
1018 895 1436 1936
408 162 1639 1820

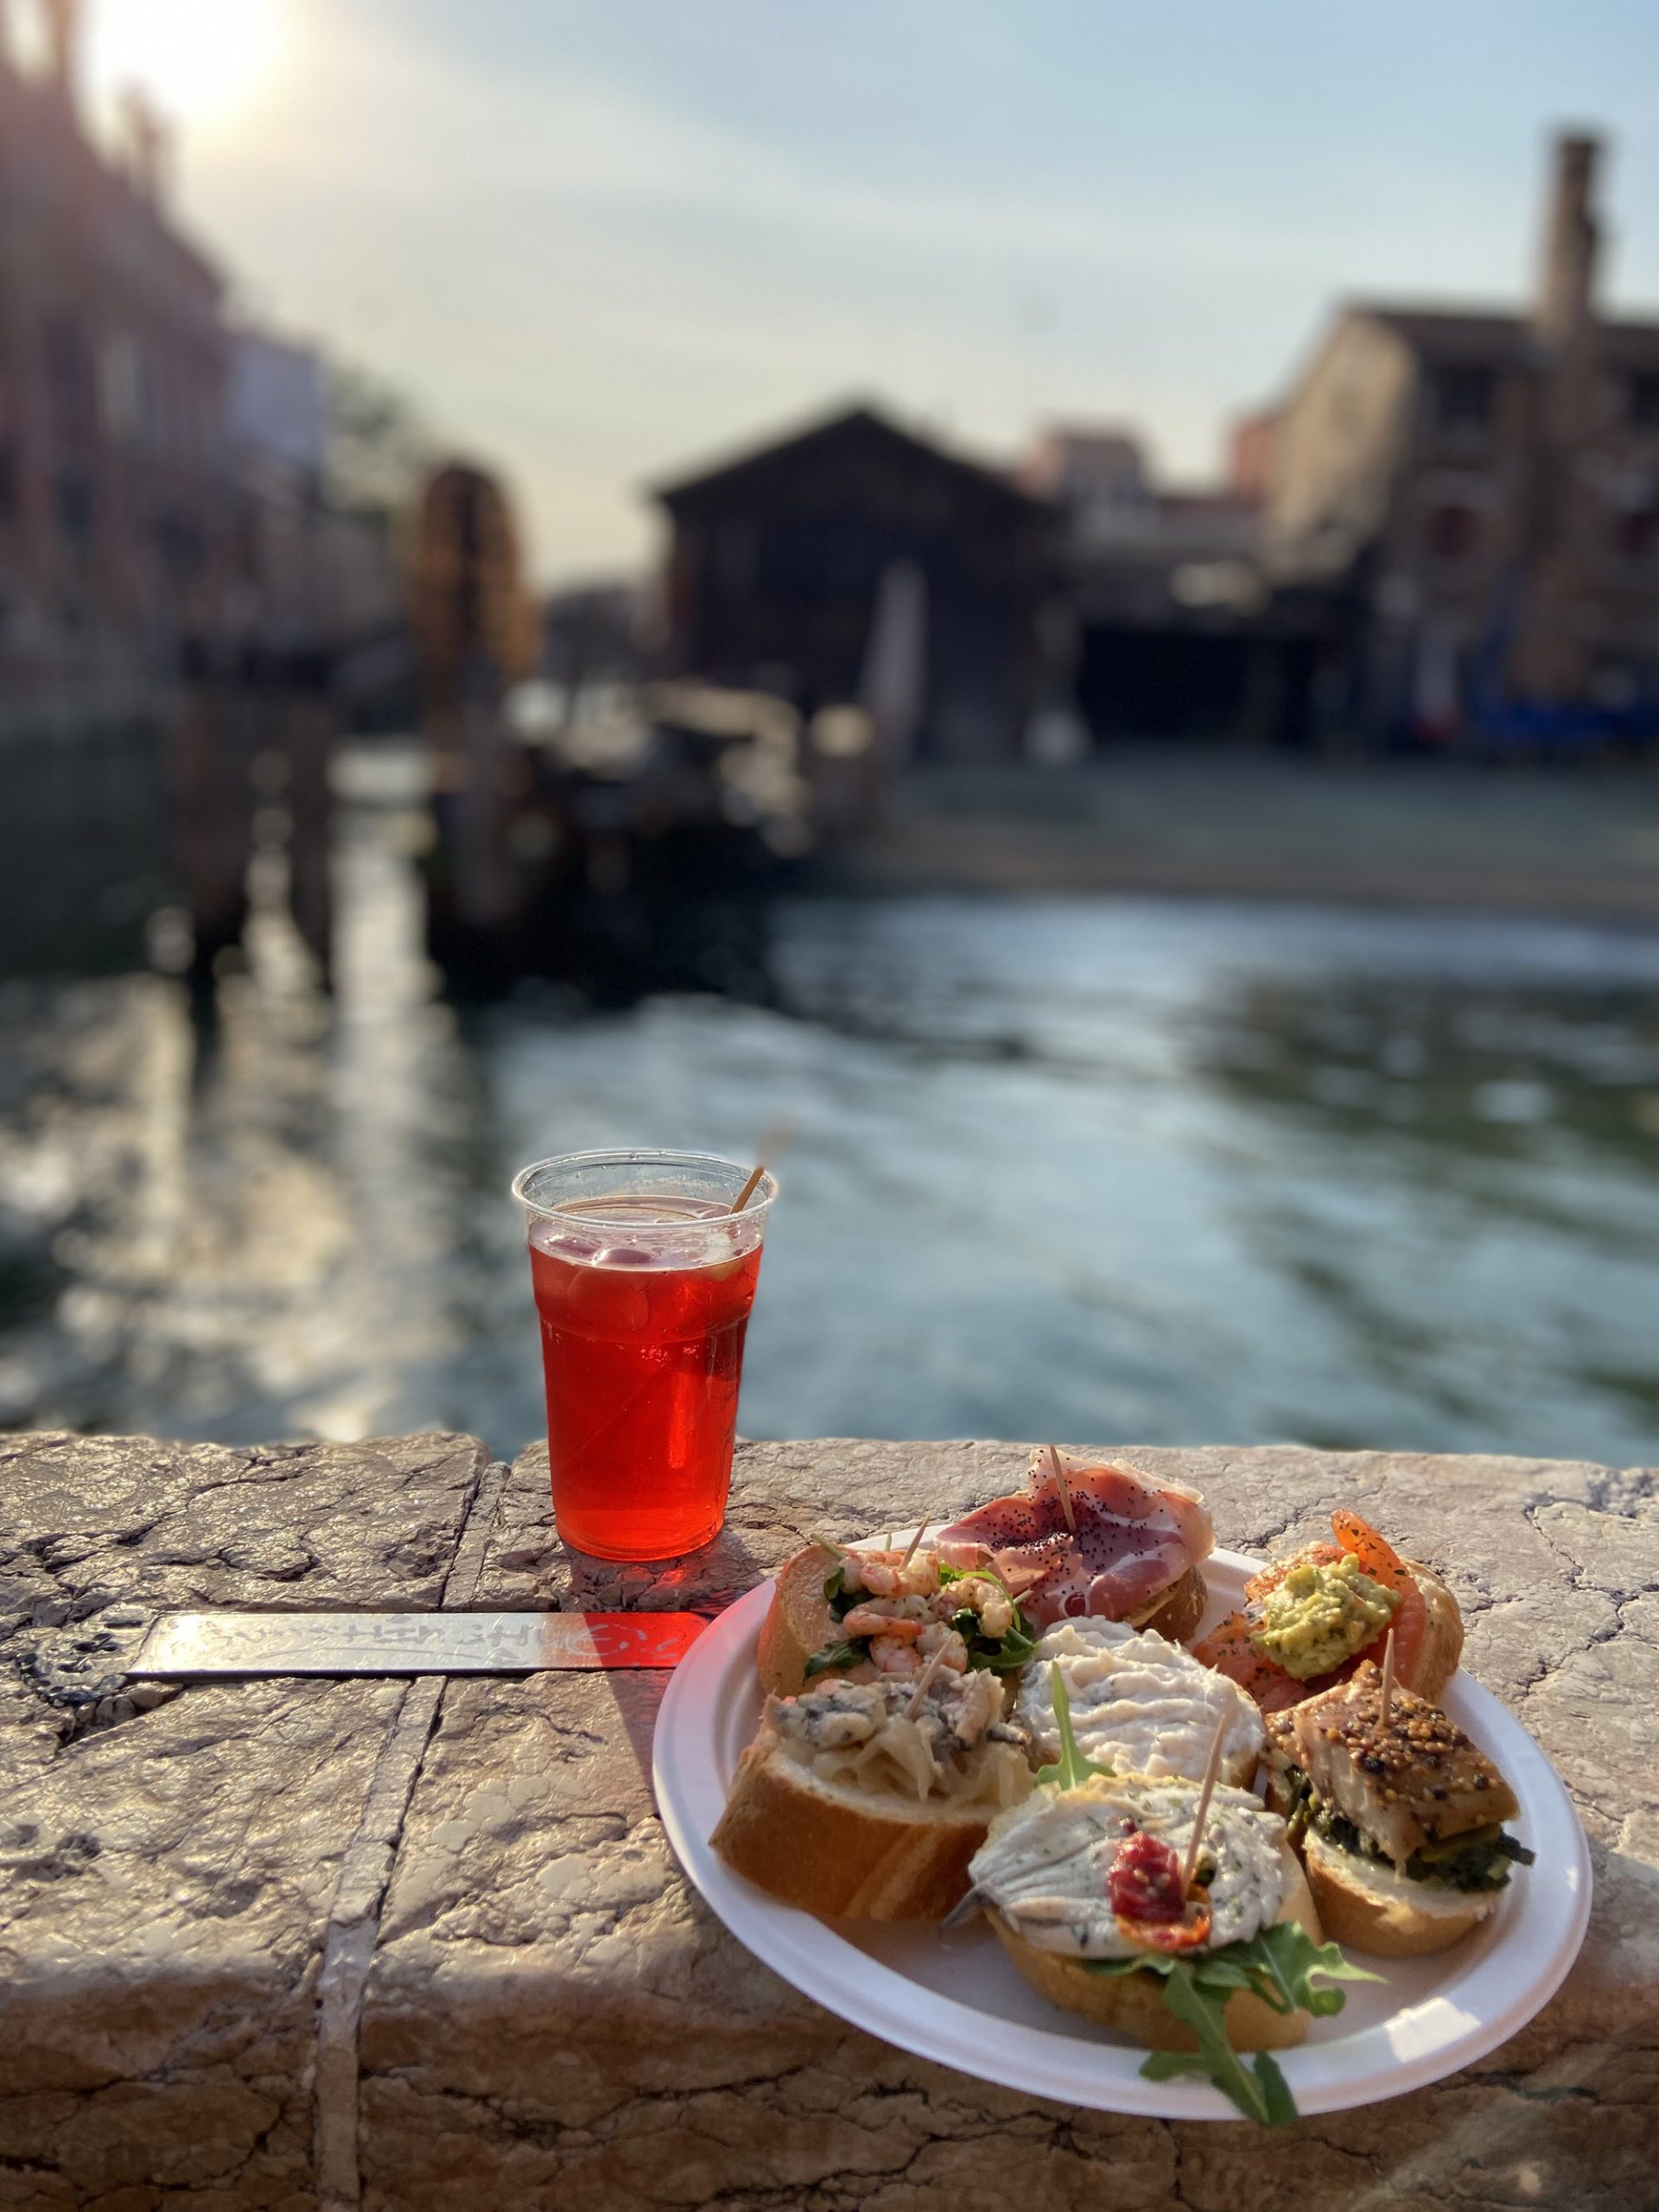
87 0 285 130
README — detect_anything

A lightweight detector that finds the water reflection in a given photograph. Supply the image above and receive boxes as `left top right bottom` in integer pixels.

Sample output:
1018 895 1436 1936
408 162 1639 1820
2 761 1656 1465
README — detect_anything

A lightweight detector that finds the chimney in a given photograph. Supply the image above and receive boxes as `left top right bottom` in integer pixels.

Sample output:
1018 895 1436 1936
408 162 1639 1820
42 0 80 103
1534 132 1601 348
120 86 173 205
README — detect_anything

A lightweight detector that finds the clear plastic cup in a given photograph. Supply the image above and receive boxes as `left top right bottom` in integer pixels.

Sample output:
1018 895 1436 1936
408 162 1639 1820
512 1149 776 1560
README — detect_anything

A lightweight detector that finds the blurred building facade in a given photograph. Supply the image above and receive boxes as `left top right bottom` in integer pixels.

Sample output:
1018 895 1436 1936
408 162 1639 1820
1021 423 1274 743
650 404 1306 759
226 330 409 663
0 0 229 733
0 3 413 747
0 1 431 976
1258 134 1659 746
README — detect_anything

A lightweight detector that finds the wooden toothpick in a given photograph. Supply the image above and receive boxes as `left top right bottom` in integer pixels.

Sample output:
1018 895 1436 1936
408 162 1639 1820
1378 1627 1396 1727
904 1640 951 1717
900 1513 933 1568
1182 1713 1230 1890
1046 1443 1077 1535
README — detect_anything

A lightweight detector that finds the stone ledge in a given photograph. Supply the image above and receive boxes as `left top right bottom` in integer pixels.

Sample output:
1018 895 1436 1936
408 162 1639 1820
2 1433 1656 2211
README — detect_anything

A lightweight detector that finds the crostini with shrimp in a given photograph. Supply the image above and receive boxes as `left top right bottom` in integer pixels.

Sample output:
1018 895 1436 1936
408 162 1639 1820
756 1538 1036 1696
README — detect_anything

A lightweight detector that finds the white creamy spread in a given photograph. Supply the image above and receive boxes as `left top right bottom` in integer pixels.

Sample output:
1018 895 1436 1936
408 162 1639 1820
1016 1619 1263 1783
969 1775 1288 1958
771 1671 1030 1809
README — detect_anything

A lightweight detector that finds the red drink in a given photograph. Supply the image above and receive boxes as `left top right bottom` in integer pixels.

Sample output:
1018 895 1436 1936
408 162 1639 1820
514 1158 773 1559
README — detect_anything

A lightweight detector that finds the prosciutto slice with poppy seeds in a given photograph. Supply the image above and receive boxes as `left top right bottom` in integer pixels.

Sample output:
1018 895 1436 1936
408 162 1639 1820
936 1451 1213 1629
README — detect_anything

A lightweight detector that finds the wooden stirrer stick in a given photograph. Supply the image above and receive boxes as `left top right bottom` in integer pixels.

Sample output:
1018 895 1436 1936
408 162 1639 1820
899 1514 933 1569
1181 1713 1230 1891
1378 1626 1396 1727
729 1160 768 1214
1046 1444 1077 1535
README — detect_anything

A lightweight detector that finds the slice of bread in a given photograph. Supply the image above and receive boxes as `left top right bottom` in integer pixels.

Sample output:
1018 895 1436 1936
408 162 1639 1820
711 1734 996 1919
755 1542 845 1697
989 1851 1322 2052
1128 1563 1207 1646
1301 1827 1497 1956
713 1672 1030 1921
1399 1558 1464 1702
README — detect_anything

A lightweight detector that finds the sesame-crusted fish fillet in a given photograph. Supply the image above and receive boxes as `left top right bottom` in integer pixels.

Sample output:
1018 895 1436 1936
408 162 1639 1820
1287 1662 1519 1866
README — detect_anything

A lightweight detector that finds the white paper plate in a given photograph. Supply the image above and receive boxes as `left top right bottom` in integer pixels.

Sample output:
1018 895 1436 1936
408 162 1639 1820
653 1541 1592 2120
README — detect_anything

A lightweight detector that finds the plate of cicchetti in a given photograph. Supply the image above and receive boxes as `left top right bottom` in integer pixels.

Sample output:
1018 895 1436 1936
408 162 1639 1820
652 1451 1591 2123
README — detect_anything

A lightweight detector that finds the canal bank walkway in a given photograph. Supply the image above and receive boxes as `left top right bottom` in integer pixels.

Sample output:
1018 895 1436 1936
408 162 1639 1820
830 753 1659 922
2 1429 1655 2209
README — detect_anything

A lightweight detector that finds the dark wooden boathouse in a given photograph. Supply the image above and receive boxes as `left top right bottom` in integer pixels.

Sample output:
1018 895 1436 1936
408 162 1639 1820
653 404 1047 762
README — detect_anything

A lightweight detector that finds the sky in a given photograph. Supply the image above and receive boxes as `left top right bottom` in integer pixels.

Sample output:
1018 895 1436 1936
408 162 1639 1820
77 0 1659 585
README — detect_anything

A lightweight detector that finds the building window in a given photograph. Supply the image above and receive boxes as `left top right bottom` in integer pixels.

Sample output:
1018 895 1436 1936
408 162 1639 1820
1426 504 1478 560
1433 365 1497 429
43 312 95 436
153 508 205 582
101 332 144 442
56 466 95 556
1630 372 1659 431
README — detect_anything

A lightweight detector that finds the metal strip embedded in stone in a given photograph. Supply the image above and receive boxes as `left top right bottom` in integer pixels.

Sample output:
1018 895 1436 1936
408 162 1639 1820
135 1609 709 1675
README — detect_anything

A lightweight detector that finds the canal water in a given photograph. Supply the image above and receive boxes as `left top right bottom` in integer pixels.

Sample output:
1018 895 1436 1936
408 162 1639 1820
3 752 1658 1468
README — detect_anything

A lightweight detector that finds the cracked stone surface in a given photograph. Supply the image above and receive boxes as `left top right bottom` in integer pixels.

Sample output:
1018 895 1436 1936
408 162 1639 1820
0 1431 491 2212
3 1432 1656 2210
1 1674 403 2209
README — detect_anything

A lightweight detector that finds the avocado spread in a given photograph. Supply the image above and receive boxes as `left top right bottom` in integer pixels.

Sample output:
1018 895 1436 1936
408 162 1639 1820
1252 1554 1399 1679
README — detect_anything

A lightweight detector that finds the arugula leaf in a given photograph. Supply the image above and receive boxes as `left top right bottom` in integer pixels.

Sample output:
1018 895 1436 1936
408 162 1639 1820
1145 1963 1286 2124
1083 1923 1382 2122
823 1563 868 1624
803 1641 861 1681
982 1616 1038 1671
1226 1921 1382 2018
1144 2037 1300 2125
1033 1663 1115 1790
958 1611 1038 1675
